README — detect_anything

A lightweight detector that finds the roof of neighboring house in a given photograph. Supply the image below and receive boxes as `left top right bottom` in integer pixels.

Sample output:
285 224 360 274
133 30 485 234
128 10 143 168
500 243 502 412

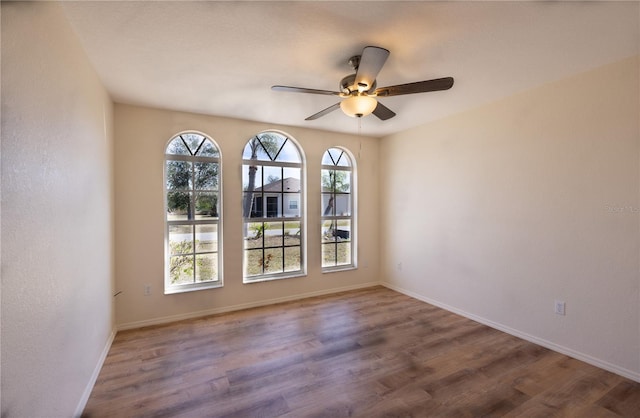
256 177 300 193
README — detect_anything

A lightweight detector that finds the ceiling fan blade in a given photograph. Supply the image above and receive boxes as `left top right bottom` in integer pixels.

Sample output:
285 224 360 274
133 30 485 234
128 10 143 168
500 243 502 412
354 46 390 92
272 85 341 96
372 101 396 121
305 103 341 120
374 77 454 97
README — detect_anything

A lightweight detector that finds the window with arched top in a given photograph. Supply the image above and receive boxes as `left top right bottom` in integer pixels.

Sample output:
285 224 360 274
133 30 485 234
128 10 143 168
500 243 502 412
242 132 305 282
165 132 222 293
321 147 356 270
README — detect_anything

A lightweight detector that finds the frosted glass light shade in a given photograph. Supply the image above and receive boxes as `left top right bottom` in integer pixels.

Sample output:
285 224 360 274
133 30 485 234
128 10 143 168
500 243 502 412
340 95 377 118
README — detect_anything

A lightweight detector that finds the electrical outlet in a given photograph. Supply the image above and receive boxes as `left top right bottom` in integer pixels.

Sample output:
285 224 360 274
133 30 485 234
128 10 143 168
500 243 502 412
144 284 151 296
397 262 403 271
554 300 565 316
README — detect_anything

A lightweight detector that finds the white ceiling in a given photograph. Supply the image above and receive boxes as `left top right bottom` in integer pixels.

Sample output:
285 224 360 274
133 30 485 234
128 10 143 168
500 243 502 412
61 1 639 138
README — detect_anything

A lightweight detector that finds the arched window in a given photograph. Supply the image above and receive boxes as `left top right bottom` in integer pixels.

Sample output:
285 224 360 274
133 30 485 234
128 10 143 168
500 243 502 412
321 147 355 270
242 132 305 282
165 132 222 293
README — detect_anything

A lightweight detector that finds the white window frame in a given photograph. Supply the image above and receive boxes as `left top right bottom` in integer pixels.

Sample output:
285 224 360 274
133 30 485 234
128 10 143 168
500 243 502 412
242 131 306 283
321 147 356 272
164 131 223 294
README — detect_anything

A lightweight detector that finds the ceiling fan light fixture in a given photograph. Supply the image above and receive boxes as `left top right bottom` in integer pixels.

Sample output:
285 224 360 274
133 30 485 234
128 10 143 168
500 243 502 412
272 46 453 122
340 95 377 118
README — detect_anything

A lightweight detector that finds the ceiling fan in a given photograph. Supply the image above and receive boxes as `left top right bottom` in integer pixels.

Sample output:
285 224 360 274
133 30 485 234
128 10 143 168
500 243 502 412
272 46 454 121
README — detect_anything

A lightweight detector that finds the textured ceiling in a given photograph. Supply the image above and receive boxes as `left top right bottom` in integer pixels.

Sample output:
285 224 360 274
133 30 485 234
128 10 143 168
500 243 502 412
61 1 639 138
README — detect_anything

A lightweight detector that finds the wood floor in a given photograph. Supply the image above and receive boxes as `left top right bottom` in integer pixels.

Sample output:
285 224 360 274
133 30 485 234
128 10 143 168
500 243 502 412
83 286 640 417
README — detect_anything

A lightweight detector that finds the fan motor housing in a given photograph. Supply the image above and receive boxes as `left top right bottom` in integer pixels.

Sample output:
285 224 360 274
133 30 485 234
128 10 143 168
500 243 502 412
340 74 376 94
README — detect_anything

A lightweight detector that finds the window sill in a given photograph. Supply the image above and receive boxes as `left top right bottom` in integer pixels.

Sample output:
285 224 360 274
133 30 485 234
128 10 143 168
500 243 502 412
322 265 357 274
243 271 306 284
164 280 223 295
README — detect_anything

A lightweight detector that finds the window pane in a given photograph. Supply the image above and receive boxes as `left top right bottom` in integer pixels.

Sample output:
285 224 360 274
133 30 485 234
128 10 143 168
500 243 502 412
167 191 192 220
283 167 301 186
166 138 190 155
321 221 336 244
322 244 336 268
337 242 351 265
195 224 217 252
198 140 219 157
243 165 262 191
245 222 264 248
321 169 333 192
263 166 282 191
284 247 300 272
264 248 283 273
194 162 218 190
170 254 194 284
244 249 263 277
169 225 193 255
284 222 301 246
335 219 351 240
166 161 192 190
196 254 217 282
195 192 218 219
321 193 335 216
240 192 258 219
335 194 351 216
284 194 300 216
265 195 280 218
265 222 283 248
334 171 350 193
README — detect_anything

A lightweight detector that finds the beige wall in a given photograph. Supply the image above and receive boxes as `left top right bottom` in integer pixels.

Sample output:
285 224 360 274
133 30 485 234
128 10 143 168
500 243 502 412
113 104 379 328
1 2 115 417
380 56 640 380
2 6 638 418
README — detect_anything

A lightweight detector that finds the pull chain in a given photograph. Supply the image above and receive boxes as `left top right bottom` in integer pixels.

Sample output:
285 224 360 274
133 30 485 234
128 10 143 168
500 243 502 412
357 116 362 159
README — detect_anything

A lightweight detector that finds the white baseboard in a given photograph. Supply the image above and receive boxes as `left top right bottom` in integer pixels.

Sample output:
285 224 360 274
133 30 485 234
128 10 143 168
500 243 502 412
381 282 640 384
117 282 380 331
74 328 117 417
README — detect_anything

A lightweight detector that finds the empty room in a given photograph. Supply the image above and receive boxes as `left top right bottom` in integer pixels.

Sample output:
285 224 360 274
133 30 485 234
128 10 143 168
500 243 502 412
2 1 639 417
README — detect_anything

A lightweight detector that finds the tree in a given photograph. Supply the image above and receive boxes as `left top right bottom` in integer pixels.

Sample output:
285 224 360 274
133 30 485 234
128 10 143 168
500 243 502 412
267 174 281 185
194 162 219 217
242 133 281 219
322 170 349 234
166 144 219 220
321 170 349 193
167 161 192 219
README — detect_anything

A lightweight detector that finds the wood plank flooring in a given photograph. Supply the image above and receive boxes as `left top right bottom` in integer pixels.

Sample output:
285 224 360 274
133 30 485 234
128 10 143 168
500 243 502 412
82 286 640 417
